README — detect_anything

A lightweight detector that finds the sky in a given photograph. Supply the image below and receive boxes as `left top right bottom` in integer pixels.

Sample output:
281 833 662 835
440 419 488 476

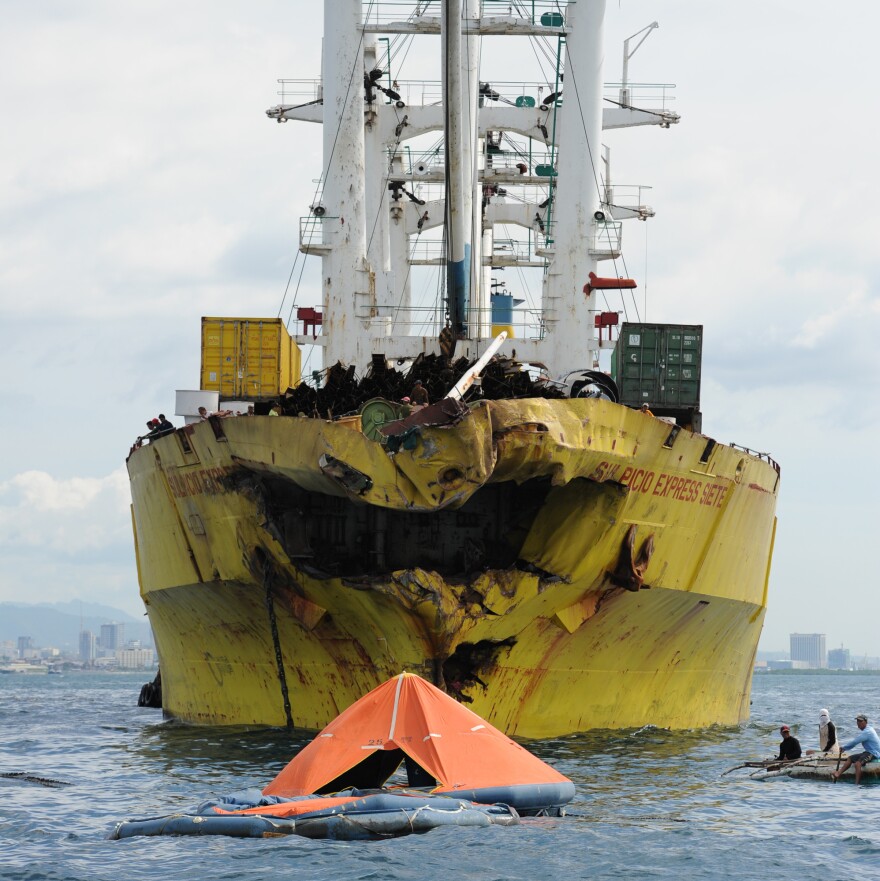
1 1 878 655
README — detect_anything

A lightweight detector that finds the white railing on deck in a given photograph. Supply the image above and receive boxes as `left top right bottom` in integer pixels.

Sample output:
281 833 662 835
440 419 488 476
604 82 677 112
275 78 675 112
361 1 568 27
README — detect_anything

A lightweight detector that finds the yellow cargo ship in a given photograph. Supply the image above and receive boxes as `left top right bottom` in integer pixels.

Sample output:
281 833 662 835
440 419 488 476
128 1 779 736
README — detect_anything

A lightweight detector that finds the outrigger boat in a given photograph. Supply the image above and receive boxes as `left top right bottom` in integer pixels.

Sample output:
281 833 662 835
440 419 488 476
724 756 880 783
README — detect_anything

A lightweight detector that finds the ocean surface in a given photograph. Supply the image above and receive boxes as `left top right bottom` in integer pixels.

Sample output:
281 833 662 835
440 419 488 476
1 671 878 880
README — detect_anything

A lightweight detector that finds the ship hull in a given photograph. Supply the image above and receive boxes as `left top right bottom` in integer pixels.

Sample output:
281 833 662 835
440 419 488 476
129 399 778 736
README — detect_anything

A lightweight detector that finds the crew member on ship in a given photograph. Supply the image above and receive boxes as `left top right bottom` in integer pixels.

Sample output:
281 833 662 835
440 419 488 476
640 403 654 417
777 725 802 761
410 380 429 407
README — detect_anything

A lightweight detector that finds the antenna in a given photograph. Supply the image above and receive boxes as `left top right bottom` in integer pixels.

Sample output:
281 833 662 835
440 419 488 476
620 22 659 107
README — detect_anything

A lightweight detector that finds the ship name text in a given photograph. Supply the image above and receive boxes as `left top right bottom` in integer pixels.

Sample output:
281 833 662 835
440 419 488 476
590 462 728 508
167 467 231 498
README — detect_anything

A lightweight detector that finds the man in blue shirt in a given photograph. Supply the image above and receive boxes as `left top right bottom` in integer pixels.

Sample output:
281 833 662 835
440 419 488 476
831 714 880 784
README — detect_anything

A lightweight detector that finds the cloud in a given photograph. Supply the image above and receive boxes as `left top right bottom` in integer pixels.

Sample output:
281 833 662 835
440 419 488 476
0 468 130 552
0 466 140 614
792 287 877 349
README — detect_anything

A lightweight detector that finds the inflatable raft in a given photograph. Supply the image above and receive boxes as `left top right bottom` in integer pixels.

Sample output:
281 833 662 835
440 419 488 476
111 789 519 841
111 672 574 840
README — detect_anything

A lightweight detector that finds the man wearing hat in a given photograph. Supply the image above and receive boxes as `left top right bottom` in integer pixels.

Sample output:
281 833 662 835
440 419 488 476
410 380 429 407
777 724 802 761
831 714 880 783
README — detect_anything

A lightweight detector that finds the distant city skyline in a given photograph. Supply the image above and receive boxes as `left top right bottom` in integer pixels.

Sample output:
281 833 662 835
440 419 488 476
755 633 876 671
2 617 154 670
3 597 876 662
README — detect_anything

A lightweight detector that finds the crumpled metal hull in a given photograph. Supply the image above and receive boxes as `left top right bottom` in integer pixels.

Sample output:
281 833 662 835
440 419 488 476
128 398 779 736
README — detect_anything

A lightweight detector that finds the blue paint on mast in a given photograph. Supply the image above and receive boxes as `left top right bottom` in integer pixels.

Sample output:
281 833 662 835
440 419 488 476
448 245 471 336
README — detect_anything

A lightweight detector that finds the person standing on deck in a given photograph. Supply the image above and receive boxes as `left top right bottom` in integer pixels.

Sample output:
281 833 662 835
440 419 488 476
831 714 880 783
777 725 802 761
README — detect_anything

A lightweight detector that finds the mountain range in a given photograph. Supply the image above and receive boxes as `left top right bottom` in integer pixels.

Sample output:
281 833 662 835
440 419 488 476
1 601 153 651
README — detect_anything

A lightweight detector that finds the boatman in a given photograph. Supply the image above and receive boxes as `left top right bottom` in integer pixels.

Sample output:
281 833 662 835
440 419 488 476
777 725 802 761
831 714 880 784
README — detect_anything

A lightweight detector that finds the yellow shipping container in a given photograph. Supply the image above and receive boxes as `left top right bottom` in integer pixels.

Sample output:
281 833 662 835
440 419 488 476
200 317 302 398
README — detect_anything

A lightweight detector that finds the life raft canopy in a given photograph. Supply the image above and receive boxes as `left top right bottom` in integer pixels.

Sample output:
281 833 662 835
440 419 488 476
264 671 575 815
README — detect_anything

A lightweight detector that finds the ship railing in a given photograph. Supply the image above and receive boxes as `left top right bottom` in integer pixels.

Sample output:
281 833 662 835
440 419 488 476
275 77 676 113
605 184 653 211
388 144 444 179
604 82 677 112
395 79 572 108
362 1 568 28
589 220 623 259
489 236 547 266
405 235 546 268
390 150 566 189
299 215 336 255
276 79 322 104
532 218 622 259
366 78 566 108
484 146 558 176
728 442 781 473
464 303 548 340
388 304 548 341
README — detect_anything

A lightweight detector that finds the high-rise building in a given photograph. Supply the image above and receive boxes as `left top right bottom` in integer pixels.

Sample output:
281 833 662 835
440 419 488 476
100 623 125 653
827 647 851 670
790 633 826 669
17 636 33 657
79 630 97 662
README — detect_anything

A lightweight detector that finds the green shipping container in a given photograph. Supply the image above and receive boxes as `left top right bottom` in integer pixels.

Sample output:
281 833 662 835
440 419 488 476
610 323 703 410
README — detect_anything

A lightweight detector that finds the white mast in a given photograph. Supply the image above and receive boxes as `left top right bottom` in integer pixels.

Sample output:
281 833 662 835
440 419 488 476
442 0 471 339
388 154 412 333
321 0 373 368
538 0 606 372
267 0 672 371
462 0 487 340
364 37 391 302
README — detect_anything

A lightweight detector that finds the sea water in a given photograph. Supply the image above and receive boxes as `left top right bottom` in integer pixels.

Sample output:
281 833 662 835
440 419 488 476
1 670 878 880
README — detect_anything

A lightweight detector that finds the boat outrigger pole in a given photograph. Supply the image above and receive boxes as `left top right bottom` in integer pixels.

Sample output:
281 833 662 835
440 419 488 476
442 0 471 339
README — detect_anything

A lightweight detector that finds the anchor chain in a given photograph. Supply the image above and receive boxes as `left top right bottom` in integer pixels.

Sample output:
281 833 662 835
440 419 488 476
263 561 294 728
